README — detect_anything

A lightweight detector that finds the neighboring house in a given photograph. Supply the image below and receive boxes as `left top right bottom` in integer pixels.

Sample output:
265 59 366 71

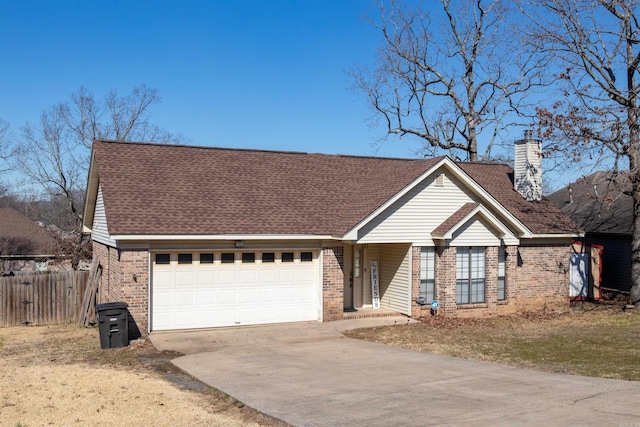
549 171 632 295
83 135 581 336
0 208 59 274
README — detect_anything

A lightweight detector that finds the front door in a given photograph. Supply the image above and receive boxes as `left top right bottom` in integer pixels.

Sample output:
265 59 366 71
353 246 363 308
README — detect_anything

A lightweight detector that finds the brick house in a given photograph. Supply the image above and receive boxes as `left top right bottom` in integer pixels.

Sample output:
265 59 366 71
83 134 581 336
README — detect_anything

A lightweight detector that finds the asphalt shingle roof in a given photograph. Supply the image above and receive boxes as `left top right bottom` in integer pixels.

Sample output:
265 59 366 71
91 140 579 237
0 208 58 255
548 171 631 235
457 162 581 235
432 203 479 237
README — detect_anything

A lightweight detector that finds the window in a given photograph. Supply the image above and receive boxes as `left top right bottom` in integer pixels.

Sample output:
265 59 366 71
242 252 255 263
200 253 214 264
178 253 193 264
498 246 506 301
456 247 485 304
420 247 436 303
221 253 235 264
282 252 294 263
155 254 170 265
262 252 275 263
354 249 361 278
301 252 313 262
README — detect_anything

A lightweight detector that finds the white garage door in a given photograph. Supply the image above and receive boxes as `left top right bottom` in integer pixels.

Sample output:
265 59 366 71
151 250 321 331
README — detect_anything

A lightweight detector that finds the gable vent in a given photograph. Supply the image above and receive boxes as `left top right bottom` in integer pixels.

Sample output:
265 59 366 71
435 174 445 187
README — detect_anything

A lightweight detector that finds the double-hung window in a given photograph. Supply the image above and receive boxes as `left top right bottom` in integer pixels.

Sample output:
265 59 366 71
420 247 436 303
456 247 485 304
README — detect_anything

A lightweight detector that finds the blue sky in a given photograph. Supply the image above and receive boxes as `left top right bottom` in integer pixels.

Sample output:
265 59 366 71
0 0 425 158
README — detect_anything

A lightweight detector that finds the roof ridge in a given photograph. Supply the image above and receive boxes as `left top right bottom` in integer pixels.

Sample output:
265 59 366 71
94 139 444 162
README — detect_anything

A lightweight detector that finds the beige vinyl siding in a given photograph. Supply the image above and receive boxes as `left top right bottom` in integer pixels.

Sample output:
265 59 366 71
449 217 502 247
357 172 479 244
91 185 116 247
378 243 411 315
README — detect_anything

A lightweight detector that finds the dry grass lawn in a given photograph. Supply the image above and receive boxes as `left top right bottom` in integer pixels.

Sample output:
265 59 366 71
345 303 640 381
0 325 288 427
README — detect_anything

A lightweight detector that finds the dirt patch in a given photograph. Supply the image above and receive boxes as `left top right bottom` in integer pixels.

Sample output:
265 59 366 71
0 324 289 426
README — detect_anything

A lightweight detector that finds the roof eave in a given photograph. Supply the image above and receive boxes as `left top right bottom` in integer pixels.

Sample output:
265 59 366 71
109 233 336 241
82 146 100 231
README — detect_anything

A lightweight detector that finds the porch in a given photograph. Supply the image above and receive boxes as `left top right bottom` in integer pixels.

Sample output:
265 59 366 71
342 307 405 320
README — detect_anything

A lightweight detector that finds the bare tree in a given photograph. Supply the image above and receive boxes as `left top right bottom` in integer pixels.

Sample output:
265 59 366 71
13 85 189 268
526 0 640 305
352 0 547 161
0 118 13 174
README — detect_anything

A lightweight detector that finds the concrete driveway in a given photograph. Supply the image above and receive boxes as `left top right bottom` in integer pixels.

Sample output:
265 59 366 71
150 317 640 426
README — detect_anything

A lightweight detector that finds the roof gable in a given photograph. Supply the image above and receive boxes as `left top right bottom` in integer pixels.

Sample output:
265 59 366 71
432 203 519 245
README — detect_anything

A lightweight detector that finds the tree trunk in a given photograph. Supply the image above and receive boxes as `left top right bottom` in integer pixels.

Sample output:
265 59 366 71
629 123 640 306
631 171 640 306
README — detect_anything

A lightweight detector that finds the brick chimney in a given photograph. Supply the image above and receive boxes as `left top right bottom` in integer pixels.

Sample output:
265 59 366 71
514 130 542 201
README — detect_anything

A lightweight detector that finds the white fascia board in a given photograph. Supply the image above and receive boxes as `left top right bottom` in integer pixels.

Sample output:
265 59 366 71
342 157 532 240
82 149 99 230
109 234 335 241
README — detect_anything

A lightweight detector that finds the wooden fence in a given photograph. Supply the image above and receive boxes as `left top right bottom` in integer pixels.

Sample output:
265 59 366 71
0 271 89 327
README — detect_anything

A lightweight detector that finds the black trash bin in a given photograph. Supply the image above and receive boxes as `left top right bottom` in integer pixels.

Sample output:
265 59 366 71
96 302 129 349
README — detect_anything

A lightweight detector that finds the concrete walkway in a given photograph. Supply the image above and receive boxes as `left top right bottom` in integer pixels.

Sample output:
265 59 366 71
151 318 640 426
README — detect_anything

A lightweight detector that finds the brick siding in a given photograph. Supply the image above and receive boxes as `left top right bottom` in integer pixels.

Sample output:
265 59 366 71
411 243 570 318
322 246 344 321
92 242 149 337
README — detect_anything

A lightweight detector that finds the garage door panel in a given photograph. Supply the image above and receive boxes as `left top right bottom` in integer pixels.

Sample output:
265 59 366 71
153 291 175 307
259 307 279 322
259 288 278 302
239 270 257 283
175 271 194 285
298 286 317 301
195 289 217 304
152 250 320 331
219 270 237 284
237 289 258 303
217 308 238 325
278 288 297 302
196 310 216 326
196 270 216 285
297 267 316 281
259 270 278 283
174 310 196 328
279 269 296 282
153 271 173 288
174 291 195 307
